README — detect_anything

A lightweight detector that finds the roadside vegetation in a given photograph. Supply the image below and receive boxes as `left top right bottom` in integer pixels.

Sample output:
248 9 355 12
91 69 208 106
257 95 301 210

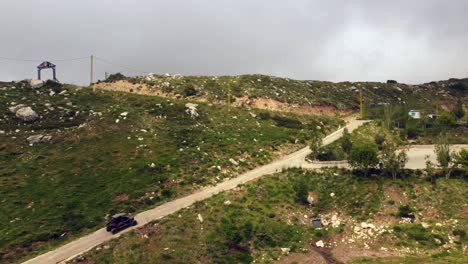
74 168 467 264
0 81 342 263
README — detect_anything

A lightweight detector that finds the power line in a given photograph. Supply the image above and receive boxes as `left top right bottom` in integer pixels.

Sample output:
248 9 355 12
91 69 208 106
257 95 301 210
0 56 89 62
94 56 150 74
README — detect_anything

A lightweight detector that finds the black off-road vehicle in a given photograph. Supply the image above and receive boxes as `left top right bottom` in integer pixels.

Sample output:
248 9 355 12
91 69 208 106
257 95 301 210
106 213 137 234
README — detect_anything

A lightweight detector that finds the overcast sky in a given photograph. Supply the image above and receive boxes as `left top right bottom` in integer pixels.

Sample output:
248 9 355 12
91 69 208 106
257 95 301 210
0 0 467 85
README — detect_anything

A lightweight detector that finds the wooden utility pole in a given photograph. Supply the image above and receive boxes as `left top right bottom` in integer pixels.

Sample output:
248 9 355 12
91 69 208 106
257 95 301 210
90 54 94 90
227 81 231 111
359 87 364 119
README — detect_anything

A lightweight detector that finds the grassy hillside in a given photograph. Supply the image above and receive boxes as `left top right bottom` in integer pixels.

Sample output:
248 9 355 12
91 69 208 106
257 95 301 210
97 74 468 112
73 168 467 264
0 81 342 263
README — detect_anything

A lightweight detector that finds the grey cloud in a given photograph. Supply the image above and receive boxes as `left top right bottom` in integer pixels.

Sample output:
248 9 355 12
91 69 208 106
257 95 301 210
0 0 467 85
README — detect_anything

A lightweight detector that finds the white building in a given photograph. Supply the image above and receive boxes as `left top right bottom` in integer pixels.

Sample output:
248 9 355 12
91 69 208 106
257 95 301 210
408 110 421 119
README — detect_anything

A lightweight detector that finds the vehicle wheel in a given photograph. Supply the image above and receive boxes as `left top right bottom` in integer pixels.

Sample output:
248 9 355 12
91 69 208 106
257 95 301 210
111 228 117 234
132 220 137 226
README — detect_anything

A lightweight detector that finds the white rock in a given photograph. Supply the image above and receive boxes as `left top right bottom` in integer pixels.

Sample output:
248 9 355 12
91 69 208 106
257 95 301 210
115 119 120 123
8 104 26 114
330 192 335 197
27 135 52 144
120 112 128 117
315 240 324 247
229 158 239 166
185 103 199 118
15 107 39 122
149 163 156 168
280 247 290 255
30 79 45 89
224 200 231 205
197 214 203 223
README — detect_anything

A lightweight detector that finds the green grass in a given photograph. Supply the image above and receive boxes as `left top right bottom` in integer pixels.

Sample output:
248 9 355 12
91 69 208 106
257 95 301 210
77 169 467 264
0 81 343 263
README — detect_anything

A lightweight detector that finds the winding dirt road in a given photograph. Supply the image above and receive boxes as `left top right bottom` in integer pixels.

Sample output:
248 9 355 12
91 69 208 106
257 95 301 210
23 120 368 264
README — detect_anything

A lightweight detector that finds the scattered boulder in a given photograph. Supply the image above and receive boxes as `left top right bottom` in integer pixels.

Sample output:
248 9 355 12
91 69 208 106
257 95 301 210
12 106 39 122
387 80 398 84
9 104 26 114
30 79 45 89
280 247 290 255
224 200 231 205
315 240 324 247
27 135 52 144
185 103 199 118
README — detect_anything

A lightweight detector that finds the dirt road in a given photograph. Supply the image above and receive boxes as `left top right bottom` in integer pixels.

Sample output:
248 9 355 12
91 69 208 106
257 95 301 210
23 120 368 264
404 144 467 169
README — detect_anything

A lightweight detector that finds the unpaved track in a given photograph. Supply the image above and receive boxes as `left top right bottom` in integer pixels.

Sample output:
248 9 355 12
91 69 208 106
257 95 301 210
23 120 368 264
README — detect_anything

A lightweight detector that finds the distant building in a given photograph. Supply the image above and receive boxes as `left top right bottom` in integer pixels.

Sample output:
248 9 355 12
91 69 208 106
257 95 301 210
408 110 421 119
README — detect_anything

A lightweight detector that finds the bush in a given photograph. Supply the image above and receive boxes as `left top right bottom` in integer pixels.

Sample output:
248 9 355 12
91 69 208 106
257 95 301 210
258 112 271 120
348 143 379 176
271 115 303 129
106 73 126 82
341 128 353 154
183 86 197 97
374 134 385 149
436 112 456 127
397 205 415 219
451 99 465 120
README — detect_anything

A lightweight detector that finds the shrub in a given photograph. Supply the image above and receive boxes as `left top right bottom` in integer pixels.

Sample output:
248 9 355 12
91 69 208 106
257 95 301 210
381 144 408 180
183 86 197 97
453 149 468 171
436 112 456 127
271 115 303 129
348 143 379 176
106 73 126 82
374 134 385 149
309 132 324 160
435 135 452 178
397 205 415 219
341 128 353 154
258 112 271 120
451 99 465 120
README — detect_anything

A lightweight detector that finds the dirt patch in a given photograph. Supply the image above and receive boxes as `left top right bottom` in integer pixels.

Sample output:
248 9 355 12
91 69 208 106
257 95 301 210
115 193 129 202
93 81 352 117
331 247 404 263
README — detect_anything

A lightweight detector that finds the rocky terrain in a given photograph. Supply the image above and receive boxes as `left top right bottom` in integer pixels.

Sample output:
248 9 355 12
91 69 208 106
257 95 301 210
0 79 341 263
94 74 468 115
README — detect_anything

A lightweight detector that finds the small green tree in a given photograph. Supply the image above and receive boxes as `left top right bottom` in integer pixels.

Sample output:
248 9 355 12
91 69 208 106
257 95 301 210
341 127 353 154
453 149 468 172
437 111 456 128
435 135 452 178
348 143 379 176
451 99 465 120
381 144 408 180
425 155 436 183
309 132 324 160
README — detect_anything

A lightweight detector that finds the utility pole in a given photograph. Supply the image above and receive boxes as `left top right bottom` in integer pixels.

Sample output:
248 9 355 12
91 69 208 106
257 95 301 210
359 87 364 119
227 81 231 111
90 54 94 90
